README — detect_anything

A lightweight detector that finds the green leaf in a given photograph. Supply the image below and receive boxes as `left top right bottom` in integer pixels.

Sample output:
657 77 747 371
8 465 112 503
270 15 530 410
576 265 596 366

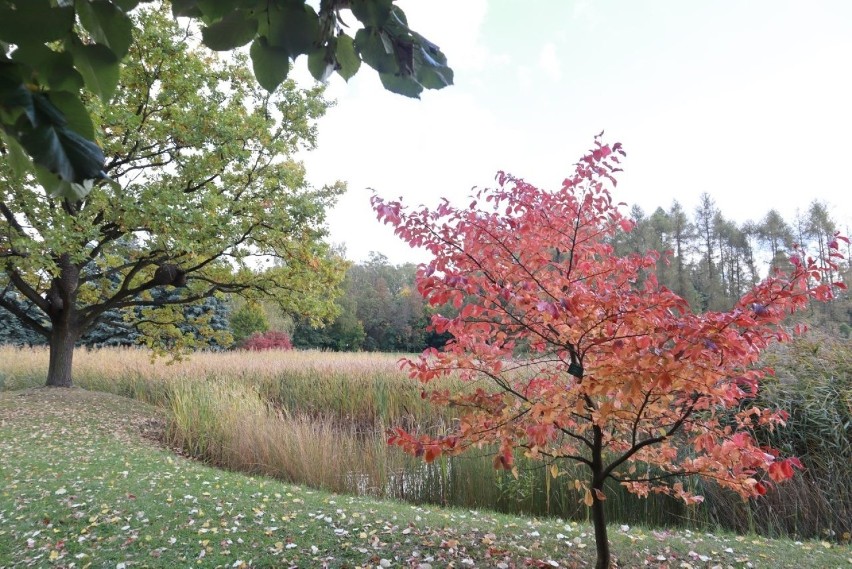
66 38 120 102
0 67 35 125
249 37 289 92
34 163 92 201
412 31 448 66
198 0 241 23
171 0 202 18
416 58 453 90
202 10 258 51
379 73 422 98
33 162 69 196
11 44 85 92
389 5 408 27
77 0 134 58
16 93 105 185
354 28 397 74
0 2 74 45
0 128 31 176
350 0 392 27
112 0 144 11
47 91 95 141
307 49 334 82
335 34 360 81
379 31 394 54
267 3 319 57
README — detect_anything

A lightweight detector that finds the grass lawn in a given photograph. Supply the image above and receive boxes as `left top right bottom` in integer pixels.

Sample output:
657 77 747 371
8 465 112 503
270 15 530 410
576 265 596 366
0 389 849 568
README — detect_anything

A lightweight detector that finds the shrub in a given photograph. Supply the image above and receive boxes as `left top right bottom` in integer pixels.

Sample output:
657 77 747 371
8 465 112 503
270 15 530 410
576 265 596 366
242 331 293 351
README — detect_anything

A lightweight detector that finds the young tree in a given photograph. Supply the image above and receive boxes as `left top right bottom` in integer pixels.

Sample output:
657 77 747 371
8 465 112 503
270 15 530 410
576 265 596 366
0 7 344 387
373 137 846 569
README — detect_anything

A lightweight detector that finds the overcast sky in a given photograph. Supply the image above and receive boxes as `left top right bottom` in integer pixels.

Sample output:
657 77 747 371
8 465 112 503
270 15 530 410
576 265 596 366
297 1 852 265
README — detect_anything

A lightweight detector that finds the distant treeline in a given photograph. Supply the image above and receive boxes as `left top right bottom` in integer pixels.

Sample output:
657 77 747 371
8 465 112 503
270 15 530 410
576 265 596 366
294 195 850 351
291 252 452 352
2 196 848 351
611 195 849 331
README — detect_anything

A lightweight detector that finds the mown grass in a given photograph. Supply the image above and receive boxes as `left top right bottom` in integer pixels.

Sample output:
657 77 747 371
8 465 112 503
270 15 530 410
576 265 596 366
1 388 850 568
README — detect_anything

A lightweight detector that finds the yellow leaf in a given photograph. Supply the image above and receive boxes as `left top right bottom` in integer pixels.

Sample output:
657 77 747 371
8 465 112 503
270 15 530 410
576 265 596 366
511 466 519 480
550 464 559 479
583 489 594 507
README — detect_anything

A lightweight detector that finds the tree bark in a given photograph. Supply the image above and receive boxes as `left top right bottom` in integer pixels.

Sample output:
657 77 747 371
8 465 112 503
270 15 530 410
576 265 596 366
591 424 611 569
591 482 610 569
46 327 76 387
45 253 81 387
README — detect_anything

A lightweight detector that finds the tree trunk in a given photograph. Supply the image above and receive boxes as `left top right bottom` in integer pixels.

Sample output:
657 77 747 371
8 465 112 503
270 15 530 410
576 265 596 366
45 253 81 388
46 328 76 387
591 485 611 569
590 424 611 568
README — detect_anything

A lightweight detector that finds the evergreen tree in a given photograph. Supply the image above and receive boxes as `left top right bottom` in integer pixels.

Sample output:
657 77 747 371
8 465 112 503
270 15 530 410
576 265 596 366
693 193 726 310
668 201 700 306
757 210 793 271
0 291 47 346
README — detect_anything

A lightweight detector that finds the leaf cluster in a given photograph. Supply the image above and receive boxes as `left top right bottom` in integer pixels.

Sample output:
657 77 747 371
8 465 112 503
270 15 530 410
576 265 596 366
0 0 451 190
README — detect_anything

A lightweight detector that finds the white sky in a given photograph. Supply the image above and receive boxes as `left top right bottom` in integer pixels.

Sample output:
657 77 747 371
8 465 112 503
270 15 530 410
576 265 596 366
298 1 852 265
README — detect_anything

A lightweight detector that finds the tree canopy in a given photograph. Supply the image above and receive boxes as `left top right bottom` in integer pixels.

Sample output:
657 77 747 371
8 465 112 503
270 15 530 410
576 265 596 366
374 137 847 568
0 6 345 386
0 0 452 199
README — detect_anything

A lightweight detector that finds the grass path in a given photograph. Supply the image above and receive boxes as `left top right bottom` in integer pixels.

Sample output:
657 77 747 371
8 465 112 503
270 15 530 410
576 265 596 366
1 389 849 568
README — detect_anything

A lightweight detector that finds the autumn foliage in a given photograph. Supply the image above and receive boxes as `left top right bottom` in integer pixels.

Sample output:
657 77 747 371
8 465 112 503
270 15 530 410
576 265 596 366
372 135 847 567
241 331 294 351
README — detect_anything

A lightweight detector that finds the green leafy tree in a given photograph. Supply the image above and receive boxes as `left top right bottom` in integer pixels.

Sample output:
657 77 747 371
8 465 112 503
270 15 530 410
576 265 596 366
0 0 453 191
0 7 343 387
230 301 270 346
349 253 427 351
292 281 366 351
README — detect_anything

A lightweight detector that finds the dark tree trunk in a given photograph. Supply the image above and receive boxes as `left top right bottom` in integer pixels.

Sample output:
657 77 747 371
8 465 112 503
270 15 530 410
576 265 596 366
46 327 76 387
591 485 610 569
45 253 81 388
590 424 611 569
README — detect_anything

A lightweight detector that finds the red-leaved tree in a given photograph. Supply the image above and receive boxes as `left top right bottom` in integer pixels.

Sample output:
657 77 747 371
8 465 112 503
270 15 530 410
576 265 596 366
371 136 847 568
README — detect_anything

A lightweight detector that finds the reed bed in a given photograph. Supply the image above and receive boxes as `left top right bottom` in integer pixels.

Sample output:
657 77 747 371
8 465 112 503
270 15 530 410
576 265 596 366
0 347 446 424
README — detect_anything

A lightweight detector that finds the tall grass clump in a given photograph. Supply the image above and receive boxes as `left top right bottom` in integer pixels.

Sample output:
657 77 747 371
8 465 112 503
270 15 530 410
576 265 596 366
685 333 851 539
166 380 267 464
164 377 426 496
